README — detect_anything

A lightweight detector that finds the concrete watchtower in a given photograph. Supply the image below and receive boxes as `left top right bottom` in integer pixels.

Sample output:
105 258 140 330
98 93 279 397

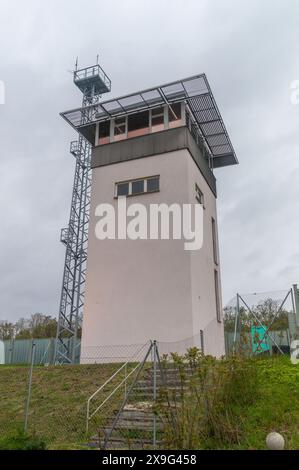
62 74 238 361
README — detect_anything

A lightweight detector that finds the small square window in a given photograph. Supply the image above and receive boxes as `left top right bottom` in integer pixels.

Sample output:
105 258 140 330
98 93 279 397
117 182 129 196
132 180 144 195
195 184 204 205
147 176 159 193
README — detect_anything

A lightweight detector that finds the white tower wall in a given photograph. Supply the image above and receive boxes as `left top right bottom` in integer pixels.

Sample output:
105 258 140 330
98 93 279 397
80 149 225 361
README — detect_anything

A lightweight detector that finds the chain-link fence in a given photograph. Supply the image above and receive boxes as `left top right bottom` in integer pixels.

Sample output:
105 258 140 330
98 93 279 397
224 287 298 356
0 336 206 449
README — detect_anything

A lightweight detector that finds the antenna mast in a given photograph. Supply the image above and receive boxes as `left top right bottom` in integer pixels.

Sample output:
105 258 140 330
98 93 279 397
55 58 111 363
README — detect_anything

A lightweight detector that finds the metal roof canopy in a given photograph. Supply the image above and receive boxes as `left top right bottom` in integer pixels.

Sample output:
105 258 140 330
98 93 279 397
61 74 238 167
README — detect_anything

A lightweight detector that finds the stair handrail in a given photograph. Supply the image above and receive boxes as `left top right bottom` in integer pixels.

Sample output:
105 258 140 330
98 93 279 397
86 341 150 433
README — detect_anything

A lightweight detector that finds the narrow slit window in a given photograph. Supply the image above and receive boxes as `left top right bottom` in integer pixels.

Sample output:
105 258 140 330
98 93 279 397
212 217 218 265
214 270 221 323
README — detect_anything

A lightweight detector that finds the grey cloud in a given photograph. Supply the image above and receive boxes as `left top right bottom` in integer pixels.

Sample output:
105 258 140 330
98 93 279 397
0 0 298 320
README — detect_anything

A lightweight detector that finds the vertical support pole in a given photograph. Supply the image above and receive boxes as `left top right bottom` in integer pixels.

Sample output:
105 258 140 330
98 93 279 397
181 102 186 125
200 330 204 355
110 119 114 143
9 338 14 364
95 121 99 146
292 284 299 329
233 294 239 353
164 105 169 130
124 363 127 399
24 341 36 433
153 340 157 449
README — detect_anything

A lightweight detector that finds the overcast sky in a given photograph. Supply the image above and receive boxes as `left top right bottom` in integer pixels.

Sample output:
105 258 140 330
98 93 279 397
0 0 298 321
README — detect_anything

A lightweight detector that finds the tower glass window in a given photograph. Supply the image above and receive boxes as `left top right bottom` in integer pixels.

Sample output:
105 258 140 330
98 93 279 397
114 116 127 141
151 107 165 132
128 111 150 138
168 102 182 128
98 121 110 145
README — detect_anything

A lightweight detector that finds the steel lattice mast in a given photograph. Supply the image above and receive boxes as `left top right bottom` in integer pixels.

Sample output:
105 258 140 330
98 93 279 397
55 60 111 363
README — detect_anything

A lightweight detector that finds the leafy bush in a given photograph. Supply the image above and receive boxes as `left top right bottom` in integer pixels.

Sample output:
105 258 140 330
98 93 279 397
155 349 259 449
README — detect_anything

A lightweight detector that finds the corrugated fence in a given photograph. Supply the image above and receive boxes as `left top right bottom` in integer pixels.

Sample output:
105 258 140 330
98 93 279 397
3 338 81 364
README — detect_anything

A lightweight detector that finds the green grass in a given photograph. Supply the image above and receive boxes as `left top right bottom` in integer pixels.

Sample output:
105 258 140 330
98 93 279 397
201 356 299 450
0 431 46 450
235 356 299 449
0 362 133 449
0 357 298 450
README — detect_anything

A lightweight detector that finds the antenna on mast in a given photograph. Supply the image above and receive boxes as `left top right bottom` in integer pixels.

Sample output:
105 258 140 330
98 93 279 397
75 56 79 71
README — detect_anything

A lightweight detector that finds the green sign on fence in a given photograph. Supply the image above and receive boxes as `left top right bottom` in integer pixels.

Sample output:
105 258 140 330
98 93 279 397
251 325 270 354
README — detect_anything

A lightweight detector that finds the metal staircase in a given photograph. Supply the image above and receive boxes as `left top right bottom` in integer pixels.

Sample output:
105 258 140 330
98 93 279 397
86 342 192 450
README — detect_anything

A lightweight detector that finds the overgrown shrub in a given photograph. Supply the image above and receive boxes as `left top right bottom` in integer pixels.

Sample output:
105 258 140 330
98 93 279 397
155 348 259 449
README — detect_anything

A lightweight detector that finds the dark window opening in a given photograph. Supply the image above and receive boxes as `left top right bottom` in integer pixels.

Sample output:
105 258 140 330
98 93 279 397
132 180 144 195
147 176 160 193
99 121 110 138
114 117 126 136
117 182 129 196
168 102 182 122
128 111 149 131
151 106 164 126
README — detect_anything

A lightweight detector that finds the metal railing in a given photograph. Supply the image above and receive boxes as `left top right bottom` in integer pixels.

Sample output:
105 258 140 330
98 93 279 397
74 64 111 90
86 342 150 434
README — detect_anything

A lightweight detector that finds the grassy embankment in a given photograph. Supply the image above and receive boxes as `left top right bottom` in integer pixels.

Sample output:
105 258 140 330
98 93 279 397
0 356 298 449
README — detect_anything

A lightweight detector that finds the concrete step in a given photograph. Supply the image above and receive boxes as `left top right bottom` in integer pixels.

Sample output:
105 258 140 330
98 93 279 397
89 435 162 450
98 421 163 432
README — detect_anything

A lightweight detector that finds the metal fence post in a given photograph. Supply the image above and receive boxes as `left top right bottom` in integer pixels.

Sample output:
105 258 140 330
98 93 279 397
9 338 14 364
124 362 127 399
293 284 299 330
24 341 36 433
232 293 240 353
153 340 157 449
